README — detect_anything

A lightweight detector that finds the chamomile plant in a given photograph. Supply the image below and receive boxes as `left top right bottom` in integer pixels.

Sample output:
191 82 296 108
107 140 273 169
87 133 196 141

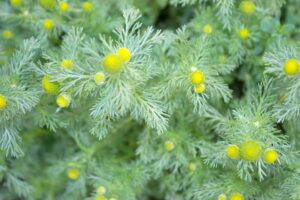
157 27 232 114
263 40 300 122
203 80 293 182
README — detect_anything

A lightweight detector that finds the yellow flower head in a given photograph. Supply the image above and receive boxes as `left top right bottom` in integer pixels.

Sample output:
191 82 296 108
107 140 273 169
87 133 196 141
95 196 107 200
239 1 255 15
56 93 71 108
94 72 105 85
39 0 55 9
226 144 239 160
240 140 261 161
116 47 131 62
263 148 277 164
10 0 22 7
283 59 299 76
239 28 249 39
218 194 227 200
194 83 205 94
164 141 175 152
202 24 213 34
188 162 197 172
82 1 93 12
2 30 13 40
59 2 69 12
229 193 243 200
190 70 204 85
97 186 106 195
42 75 60 95
43 19 54 30
67 168 79 180
61 59 74 70
102 54 123 74
0 95 7 109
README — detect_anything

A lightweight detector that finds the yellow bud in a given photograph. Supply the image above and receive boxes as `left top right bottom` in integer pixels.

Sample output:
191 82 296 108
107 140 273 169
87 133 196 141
39 0 55 9
59 2 69 12
102 54 123 74
165 141 175 151
97 186 106 195
82 1 93 12
283 59 299 76
61 59 73 70
0 95 7 109
226 145 239 160
95 196 107 200
2 30 13 40
202 24 213 34
240 140 261 161
188 163 197 172
43 19 54 30
190 70 204 85
42 75 60 95
56 93 71 108
10 0 22 7
116 47 131 62
218 194 227 200
67 169 79 180
239 1 255 15
94 72 105 85
239 28 249 39
263 148 277 164
229 193 243 200
194 84 205 94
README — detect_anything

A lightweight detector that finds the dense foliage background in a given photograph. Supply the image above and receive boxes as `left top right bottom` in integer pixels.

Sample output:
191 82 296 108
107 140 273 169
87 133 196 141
1 0 300 199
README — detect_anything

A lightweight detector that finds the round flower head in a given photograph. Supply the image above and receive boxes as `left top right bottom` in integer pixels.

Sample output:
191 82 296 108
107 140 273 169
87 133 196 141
283 59 299 76
0 95 7 109
188 162 197 172
94 72 105 85
194 84 205 94
59 2 69 12
97 186 106 195
226 144 239 160
67 168 79 180
229 193 243 200
116 47 131 62
95 196 107 200
39 0 55 9
202 24 213 34
190 70 204 85
43 19 54 30
2 30 13 40
56 93 71 108
240 140 261 161
102 54 123 74
263 148 277 164
239 1 255 15
42 75 60 95
164 141 175 151
82 1 93 12
10 0 22 7
218 194 227 200
61 59 73 70
239 28 249 39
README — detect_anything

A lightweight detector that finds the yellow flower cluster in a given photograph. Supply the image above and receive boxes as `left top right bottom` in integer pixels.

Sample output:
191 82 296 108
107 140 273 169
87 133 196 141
226 141 277 164
164 141 175 151
102 47 131 74
218 192 244 200
190 70 205 94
